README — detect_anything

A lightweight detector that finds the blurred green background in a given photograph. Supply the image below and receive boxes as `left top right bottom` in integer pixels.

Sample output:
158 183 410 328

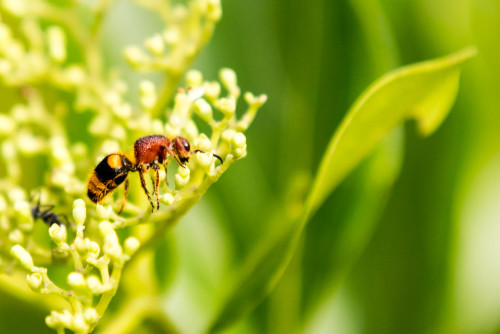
174 0 500 333
2 0 500 333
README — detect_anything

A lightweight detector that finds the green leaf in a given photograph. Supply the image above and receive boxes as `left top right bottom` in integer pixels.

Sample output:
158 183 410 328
207 47 476 333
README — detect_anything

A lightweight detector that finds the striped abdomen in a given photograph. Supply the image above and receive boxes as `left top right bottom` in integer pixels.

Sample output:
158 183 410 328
87 154 133 203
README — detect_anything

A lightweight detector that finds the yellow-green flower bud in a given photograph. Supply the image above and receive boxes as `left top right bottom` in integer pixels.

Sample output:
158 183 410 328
86 275 103 295
195 151 213 171
10 245 34 270
0 114 15 136
72 199 86 226
49 224 67 245
8 229 24 244
231 132 247 159
27 272 43 291
87 241 100 259
14 200 33 231
204 81 221 101
124 46 146 67
193 98 213 122
96 204 113 220
68 272 87 291
217 97 236 118
47 26 66 63
124 237 140 258
103 233 123 262
207 0 222 21
194 133 212 151
140 80 157 110
145 34 164 56
0 195 7 213
186 70 203 87
62 65 85 85
175 166 190 189
72 313 87 332
163 27 180 45
84 307 99 324
160 193 175 205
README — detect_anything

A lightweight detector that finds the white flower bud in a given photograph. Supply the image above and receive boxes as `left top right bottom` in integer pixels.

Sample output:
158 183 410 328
193 98 213 122
74 237 88 254
160 193 175 205
87 241 100 259
68 272 86 290
86 275 103 295
47 26 66 63
0 114 15 136
231 132 247 159
84 307 99 324
10 245 34 270
96 204 113 220
217 97 236 118
163 27 180 45
124 237 140 258
140 80 157 110
27 272 43 291
103 233 123 262
98 220 114 236
220 68 237 89
72 199 86 225
72 313 87 332
8 229 24 244
186 70 203 87
204 81 221 101
14 200 33 231
49 224 67 245
195 152 213 171
124 46 146 67
175 171 190 189
194 134 212 151
207 0 222 21
145 34 164 56
63 65 85 85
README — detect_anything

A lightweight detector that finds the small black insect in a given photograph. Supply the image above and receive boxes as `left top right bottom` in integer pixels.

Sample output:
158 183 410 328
31 193 67 227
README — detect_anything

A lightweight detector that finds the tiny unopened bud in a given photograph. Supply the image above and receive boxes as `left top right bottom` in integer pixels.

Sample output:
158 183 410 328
160 193 175 205
195 152 212 171
10 245 34 270
140 80 157 110
0 195 6 213
0 114 15 136
49 224 67 245
145 34 164 56
86 275 103 295
124 46 146 67
218 97 236 118
231 132 247 159
8 229 24 244
124 237 140 258
72 313 87 332
47 26 66 63
186 70 203 87
68 272 86 290
204 81 221 101
84 307 99 324
72 199 86 225
193 98 213 122
96 204 113 220
98 220 114 236
14 201 33 231
87 241 100 259
27 272 43 291
103 233 122 261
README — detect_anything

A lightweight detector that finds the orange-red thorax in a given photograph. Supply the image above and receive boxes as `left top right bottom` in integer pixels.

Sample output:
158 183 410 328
134 135 172 165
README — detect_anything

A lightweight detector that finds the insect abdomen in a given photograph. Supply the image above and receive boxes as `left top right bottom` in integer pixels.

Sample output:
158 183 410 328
87 154 131 203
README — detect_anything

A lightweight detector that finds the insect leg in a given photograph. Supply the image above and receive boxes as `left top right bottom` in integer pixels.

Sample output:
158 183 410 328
118 177 129 215
138 168 155 211
153 164 160 211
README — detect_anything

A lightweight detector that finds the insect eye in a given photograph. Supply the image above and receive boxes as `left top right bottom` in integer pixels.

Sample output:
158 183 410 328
182 139 190 151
